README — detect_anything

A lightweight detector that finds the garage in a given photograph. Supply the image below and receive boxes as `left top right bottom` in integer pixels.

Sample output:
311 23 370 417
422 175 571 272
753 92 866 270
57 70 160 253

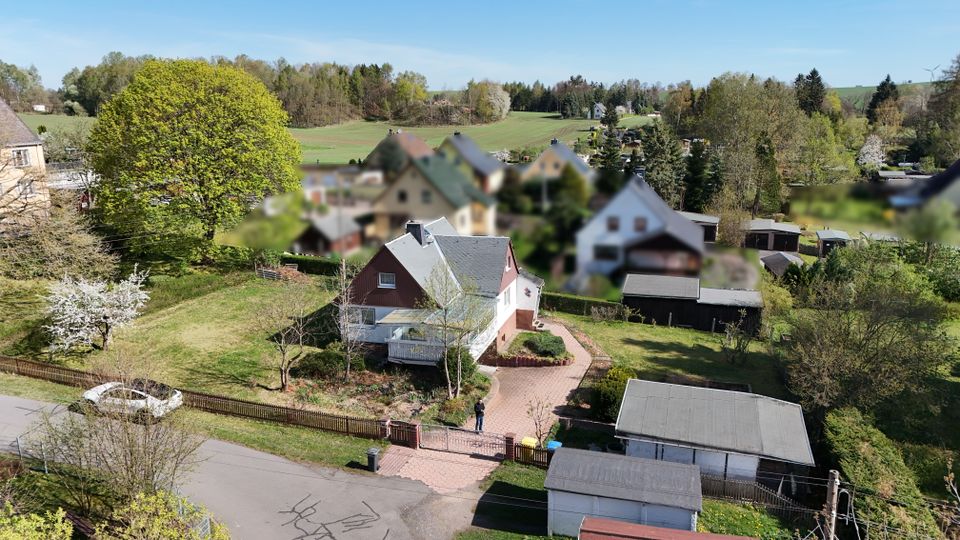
544 448 702 537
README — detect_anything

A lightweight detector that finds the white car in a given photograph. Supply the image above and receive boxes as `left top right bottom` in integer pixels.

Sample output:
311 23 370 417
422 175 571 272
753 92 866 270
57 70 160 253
83 379 183 420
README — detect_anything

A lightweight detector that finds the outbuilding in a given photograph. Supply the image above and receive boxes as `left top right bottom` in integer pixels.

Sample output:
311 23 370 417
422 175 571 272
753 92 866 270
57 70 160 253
545 448 702 537
815 229 851 258
579 517 756 540
760 251 803 278
677 211 719 242
290 212 362 256
742 219 801 252
615 380 815 483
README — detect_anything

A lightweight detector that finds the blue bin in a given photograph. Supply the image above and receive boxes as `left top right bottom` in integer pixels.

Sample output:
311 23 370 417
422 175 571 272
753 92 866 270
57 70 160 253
545 440 562 452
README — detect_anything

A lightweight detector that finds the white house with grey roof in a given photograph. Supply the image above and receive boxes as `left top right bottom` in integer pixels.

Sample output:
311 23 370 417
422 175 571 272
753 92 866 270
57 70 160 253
343 217 542 364
545 448 702 536
0 98 49 231
615 380 815 483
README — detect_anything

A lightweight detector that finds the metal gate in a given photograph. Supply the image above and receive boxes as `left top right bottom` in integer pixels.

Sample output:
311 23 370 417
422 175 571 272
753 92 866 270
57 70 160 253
420 424 505 459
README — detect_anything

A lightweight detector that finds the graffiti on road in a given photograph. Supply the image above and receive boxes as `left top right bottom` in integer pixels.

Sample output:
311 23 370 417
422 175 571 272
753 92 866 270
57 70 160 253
279 495 390 540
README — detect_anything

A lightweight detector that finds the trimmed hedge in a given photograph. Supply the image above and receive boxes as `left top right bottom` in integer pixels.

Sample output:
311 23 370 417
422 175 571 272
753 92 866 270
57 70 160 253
541 291 620 316
523 332 566 358
280 254 340 275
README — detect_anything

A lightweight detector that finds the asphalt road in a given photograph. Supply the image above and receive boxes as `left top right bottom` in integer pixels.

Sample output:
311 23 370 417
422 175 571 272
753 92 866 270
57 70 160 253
0 394 475 540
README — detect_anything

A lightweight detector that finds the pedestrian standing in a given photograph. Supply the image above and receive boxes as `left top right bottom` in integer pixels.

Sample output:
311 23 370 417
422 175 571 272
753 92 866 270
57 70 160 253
474 400 485 432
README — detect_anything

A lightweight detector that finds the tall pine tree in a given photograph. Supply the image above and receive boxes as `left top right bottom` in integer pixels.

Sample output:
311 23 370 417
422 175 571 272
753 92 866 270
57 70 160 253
595 130 626 195
867 75 899 124
795 68 826 116
683 140 711 212
642 121 685 209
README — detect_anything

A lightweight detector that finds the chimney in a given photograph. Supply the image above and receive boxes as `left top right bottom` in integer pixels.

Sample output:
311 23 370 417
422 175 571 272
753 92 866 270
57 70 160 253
406 220 425 245
550 138 559 145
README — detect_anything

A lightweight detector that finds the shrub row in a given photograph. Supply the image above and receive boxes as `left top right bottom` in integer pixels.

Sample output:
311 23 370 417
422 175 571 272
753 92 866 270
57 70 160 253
541 291 620 316
280 254 340 275
523 332 566 358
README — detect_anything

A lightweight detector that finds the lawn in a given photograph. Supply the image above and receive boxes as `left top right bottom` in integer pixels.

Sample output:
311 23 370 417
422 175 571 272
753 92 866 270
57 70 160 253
455 461 550 540
19 111 650 165
551 313 789 399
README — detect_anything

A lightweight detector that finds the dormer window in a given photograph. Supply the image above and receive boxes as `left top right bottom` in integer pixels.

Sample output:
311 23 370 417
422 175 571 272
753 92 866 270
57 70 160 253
634 217 648 232
398 190 407 203
607 216 620 231
378 272 396 289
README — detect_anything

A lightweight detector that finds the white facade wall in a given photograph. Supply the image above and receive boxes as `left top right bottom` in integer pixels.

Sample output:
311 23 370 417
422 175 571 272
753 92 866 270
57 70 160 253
547 490 696 537
494 280 517 330
516 273 542 314
574 187 664 277
624 438 761 481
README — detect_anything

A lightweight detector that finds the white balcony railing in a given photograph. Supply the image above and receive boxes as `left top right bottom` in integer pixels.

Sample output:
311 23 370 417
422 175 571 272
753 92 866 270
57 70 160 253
387 339 446 364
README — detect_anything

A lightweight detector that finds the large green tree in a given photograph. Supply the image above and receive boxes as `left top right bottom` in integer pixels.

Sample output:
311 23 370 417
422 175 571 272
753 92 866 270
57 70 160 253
595 130 626 195
641 120 685 208
866 74 899 124
89 60 301 260
794 68 826 116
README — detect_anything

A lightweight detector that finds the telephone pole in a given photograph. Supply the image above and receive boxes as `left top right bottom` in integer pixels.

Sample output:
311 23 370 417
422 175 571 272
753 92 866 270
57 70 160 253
823 469 840 540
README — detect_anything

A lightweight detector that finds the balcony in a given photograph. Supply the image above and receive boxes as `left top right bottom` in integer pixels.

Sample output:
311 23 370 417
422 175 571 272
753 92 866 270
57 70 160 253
386 338 445 366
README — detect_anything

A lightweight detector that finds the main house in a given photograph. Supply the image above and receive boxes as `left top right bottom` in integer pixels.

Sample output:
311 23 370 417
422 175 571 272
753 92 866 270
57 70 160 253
0 99 49 231
574 176 704 288
369 155 496 242
615 380 815 487
438 132 506 194
343 218 543 365
520 139 594 184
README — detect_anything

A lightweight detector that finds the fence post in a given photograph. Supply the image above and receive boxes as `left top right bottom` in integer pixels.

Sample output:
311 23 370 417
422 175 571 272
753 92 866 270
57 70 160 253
504 433 516 461
410 421 421 449
16 436 22 463
379 416 391 440
40 442 48 474
711 318 716 333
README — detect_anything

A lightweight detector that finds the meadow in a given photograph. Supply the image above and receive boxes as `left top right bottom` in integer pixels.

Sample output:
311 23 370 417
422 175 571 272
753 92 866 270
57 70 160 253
18 111 652 165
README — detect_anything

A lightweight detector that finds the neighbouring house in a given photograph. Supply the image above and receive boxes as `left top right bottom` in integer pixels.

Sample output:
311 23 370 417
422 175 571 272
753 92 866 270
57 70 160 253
369 155 496 242
545 448 702 536
364 131 435 179
620 274 762 334
31 104 47 113
815 229 851 258
579 517 756 540
438 132 506 194
0 99 49 232
889 158 960 211
520 139 595 184
574 176 704 287
760 251 803 278
677 211 719 242
591 102 607 120
615 380 816 484
342 217 542 364
289 212 362 256
742 219 801 252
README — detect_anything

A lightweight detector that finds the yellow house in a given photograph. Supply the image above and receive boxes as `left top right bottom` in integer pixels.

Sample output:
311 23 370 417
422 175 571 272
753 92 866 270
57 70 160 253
520 138 595 183
438 132 506 194
0 99 49 231
371 155 496 242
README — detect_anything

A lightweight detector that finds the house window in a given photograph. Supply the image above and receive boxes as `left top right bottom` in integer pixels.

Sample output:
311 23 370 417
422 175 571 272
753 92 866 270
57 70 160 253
634 217 648 232
607 216 620 231
422 189 431 204
460 214 467 227
503 287 511 306
554 162 560 170
594 245 619 261
11 149 29 168
350 307 376 325
378 272 396 289
397 190 407 203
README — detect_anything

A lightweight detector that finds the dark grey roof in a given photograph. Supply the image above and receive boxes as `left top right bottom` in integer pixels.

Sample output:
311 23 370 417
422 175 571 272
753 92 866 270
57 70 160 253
0 100 41 147
547 140 593 176
697 288 763 308
760 252 804 277
816 229 850 242
622 177 705 254
444 133 506 176
519 267 544 287
434 235 509 297
308 212 360 240
622 274 700 299
677 211 720 225
545 448 702 512
616 380 815 466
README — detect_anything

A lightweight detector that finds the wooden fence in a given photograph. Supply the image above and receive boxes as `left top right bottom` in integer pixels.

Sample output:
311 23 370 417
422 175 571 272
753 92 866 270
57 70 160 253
0 356 418 448
700 474 815 523
512 443 552 468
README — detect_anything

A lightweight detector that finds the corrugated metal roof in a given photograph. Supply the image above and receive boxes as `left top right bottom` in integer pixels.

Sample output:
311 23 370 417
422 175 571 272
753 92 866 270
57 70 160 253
444 133 506 176
579 517 757 540
545 448 702 512
615 380 815 466
622 274 700 299
697 288 763 308
0 100 41 147
815 229 851 241
677 211 720 225
743 219 801 235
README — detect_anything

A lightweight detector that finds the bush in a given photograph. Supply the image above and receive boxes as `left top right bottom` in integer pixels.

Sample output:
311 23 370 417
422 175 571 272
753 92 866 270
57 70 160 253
824 408 940 538
541 291 621 316
295 344 363 379
523 332 566 358
279 254 340 275
590 366 635 422
442 346 477 381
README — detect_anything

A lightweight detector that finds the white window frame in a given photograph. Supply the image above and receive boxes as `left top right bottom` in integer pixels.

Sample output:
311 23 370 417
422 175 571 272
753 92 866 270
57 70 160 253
378 272 396 289
350 306 376 326
11 148 30 168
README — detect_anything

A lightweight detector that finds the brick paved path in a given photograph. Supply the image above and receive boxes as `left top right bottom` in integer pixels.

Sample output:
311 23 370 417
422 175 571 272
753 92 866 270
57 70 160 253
379 320 592 493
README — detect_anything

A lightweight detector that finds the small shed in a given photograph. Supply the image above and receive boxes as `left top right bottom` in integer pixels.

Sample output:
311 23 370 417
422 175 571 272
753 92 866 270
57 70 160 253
760 252 803 278
615 380 815 482
677 211 719 242
545 448 702 537
742 219 801 252
290 213 361 256
620 274 761 334
579 517 756 540
815 229 851 258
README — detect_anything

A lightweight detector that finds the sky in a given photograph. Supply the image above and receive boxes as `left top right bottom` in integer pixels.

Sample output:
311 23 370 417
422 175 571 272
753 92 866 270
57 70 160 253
2 0 959 91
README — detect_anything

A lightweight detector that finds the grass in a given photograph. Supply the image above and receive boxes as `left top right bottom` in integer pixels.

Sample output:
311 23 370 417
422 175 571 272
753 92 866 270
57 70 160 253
16 112 95 134
697 500 797 539
455 461 550 540
0 277 48 356
552 313 789 399
0 372 384 470
19 111 651 165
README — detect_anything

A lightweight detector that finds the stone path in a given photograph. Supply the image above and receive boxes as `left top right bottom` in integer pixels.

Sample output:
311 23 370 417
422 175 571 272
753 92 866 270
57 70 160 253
378 320 593 492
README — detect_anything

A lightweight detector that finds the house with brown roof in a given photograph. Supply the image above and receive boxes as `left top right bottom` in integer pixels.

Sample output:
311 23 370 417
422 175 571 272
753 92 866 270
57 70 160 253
363 131 434 179
438 132 506 194
0 99 49 231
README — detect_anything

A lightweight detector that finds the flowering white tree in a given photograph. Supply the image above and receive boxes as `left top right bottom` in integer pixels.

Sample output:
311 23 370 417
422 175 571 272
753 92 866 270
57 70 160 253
45 267 149 352
857 134 885 169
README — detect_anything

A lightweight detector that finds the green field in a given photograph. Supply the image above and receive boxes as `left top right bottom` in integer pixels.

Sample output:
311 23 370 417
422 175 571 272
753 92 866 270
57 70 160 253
832 81 931 108
18 111 650 165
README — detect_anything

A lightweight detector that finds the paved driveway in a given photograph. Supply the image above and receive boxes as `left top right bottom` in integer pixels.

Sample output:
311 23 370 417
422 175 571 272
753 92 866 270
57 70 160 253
0 394 473 540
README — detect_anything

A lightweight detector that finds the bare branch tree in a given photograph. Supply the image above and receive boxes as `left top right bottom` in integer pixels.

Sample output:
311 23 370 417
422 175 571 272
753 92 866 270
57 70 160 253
258 282 315 392
329 258 369 381
526 397 553 448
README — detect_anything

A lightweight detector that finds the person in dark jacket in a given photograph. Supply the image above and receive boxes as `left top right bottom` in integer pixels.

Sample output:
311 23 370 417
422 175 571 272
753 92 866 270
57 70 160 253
474 400 485 432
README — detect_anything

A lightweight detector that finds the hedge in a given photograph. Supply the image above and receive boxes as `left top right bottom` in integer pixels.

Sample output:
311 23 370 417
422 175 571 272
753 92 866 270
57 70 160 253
824 408 940 538
541 291 620 316
280 254 340 275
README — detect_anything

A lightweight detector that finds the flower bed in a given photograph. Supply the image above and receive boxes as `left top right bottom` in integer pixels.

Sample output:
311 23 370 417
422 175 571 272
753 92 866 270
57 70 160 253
481 354 573 368
480 330 572 367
